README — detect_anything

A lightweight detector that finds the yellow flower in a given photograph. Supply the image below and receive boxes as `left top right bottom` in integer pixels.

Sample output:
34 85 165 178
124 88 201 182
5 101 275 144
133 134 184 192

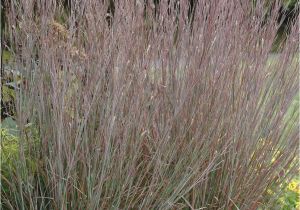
288 180 300 194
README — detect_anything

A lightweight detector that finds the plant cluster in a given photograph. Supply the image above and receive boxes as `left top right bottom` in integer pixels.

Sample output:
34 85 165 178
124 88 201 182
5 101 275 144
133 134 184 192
1 1 299 209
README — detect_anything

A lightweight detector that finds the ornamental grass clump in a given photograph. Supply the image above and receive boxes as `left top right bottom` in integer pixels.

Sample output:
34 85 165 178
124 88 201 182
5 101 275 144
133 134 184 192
1 0 299 209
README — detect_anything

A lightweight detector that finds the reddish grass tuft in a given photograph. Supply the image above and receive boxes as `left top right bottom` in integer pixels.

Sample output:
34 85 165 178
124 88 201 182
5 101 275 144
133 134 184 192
1 1 299 209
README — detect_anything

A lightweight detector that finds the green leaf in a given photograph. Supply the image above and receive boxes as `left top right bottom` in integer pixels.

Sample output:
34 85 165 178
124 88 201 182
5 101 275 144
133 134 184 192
2 85 16 102
2 50 12 64
1 117 19 137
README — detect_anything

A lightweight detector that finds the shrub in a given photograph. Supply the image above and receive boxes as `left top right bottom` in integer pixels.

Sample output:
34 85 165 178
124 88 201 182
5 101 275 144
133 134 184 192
1 1 299 209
